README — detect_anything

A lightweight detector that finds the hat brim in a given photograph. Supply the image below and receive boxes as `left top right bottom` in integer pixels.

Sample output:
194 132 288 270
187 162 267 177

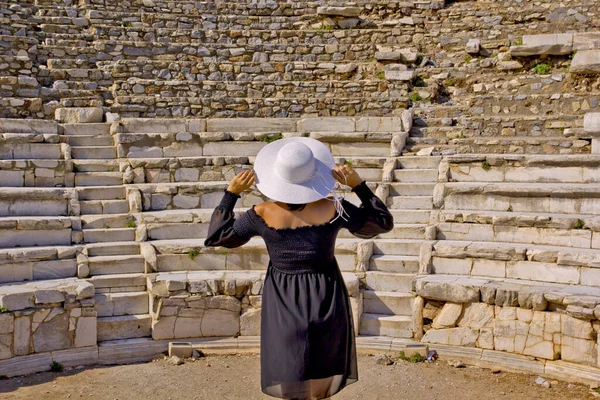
254 137 337 204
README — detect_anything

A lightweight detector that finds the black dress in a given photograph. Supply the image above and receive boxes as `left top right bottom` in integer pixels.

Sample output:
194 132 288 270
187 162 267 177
204 181 394 400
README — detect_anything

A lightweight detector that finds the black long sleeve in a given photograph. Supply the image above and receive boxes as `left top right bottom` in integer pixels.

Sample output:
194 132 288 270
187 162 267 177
342 181 394 239
203 190 259 248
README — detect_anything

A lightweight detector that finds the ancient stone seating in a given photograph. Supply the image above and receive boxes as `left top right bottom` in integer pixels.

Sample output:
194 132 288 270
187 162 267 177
1 0 600 385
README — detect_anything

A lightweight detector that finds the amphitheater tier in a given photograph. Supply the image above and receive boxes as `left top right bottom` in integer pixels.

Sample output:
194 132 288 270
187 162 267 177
2 0 600 386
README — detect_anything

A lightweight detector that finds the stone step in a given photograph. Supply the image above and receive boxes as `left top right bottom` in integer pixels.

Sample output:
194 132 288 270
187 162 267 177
389 210 431 224
442 182 600 215
97 314 152 342
78 186 126 201
62 123 110 136
393 169 438 182
0 119 58 134
80 199 129 215
88 272 147 291
379 224 426 239
363 290 414 315
395 156 442 170
437 221 596 249
389 183 436 197
88 254 145 276
86 241 140 257
364 271 414 292
62 135 113 146
94 291 149 317
75 172 123 186
369 255 419 273
359 313 413 338
438 209 599 229
84 228 136 243
372 239 429 256
71 146 117 159
82 214 134 229
388 196 433 210
73 159 120 172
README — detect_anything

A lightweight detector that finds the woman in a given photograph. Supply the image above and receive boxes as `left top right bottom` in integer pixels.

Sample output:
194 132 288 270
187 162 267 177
204 137 394 400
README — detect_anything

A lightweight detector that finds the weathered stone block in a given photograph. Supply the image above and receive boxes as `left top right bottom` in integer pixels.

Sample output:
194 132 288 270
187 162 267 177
510 33 573 56
55 108 103 123
458 303 494 329
431 302 462 329
571 50 600 75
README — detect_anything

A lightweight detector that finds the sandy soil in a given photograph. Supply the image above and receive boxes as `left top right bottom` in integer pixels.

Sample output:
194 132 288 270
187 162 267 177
0 353 595 400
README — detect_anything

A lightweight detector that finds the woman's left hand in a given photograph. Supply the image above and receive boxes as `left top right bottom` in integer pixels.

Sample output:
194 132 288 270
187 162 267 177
227 169 256 195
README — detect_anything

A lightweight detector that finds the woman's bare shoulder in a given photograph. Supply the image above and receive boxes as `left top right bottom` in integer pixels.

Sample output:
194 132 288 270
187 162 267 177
253 202 273 216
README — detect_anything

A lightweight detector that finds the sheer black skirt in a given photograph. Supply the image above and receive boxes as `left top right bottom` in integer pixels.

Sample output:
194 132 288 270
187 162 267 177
260 260 358 400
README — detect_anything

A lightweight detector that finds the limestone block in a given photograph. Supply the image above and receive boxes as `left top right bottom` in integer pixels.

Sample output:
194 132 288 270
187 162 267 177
562 335 597 366
297 117 355 133
0 333 11 360
416 280 480 304
203 142 265 157
571 50 600 75
175 168 200 182
33 311 70 352
317 6 360 17
432 302 463 329
174 317 202 339
173 194 199 209
240 307 261 336
152 316 176 340
421 329 449 345
14 316 30 355
510 33 573 56
74 317 97 347
356 117 402 132
0 314 13 335
0 292 34 311
561 315 594 340
471 259 506 278
466 39 481 54
458 303 494 329
0 170 24 186
584 113 600 133
200 309 239 336
478 328 494 349
506 261 579 284
432 257 472 275
390 132 408 157
447 327 479 347
55 107 103 123
121 118 185 133
34 289 65 304
207 118 296 133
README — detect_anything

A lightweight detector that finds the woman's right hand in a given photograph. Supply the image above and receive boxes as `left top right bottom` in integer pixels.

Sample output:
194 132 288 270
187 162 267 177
332 165 363 189
227 169 255 195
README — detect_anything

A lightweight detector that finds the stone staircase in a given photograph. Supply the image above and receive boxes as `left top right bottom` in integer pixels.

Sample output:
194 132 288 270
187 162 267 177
2 0 600 384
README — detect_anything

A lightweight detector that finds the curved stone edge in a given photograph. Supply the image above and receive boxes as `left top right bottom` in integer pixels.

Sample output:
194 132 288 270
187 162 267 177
1 337 600 387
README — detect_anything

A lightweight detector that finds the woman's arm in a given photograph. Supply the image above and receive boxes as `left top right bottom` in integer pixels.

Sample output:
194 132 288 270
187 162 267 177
333 165 394 239
204 170 259 248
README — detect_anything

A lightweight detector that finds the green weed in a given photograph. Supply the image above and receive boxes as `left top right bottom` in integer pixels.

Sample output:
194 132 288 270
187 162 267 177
126 220 137 228
415 54 424 65
410 92 422 102
534 63 552 75
482 160 491 171
376 71 386 80
412 76 426 87
397 351 424 363
507 205 513 212
50 361 64 373
344 160 353 167
574 219 585 230
513 37 523 46
261 134 283 143
188 250 199 260
0 307 8 313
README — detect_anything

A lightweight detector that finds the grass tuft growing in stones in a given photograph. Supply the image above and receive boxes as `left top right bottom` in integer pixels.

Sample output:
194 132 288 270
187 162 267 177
188 250 199 260
261 134 283 143
574 219 585 230
412 76 426 87
0 307 8 313
50 362 64 373
410 93 422 103
376 71 386 80
397 351 424 363
126 220 137 228
534 63 552 75
513 37 523 46
482 160 491 171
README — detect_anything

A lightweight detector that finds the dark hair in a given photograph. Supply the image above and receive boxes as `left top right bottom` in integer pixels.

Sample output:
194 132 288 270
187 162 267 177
285 203 306 211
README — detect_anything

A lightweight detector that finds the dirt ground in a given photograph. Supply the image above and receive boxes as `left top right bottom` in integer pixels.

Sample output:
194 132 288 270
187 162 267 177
0 353 595 400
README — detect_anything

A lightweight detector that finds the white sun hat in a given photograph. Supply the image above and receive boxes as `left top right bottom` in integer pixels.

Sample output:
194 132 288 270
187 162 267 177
253 137 340 204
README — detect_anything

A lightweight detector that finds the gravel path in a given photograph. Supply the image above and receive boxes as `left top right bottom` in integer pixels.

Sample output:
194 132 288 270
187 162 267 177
0 353 595 400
